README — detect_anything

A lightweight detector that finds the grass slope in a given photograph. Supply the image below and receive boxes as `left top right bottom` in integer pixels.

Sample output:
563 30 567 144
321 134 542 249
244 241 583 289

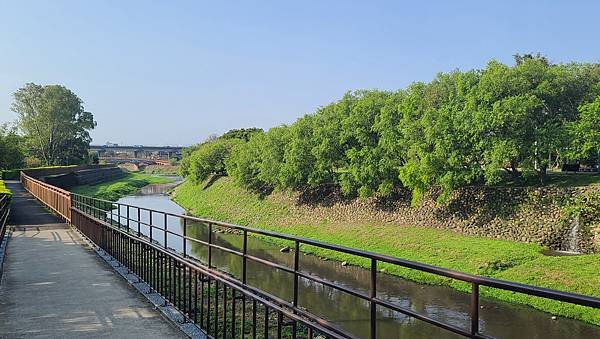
173 177 600 325
142 164 180 176
71 172 174 201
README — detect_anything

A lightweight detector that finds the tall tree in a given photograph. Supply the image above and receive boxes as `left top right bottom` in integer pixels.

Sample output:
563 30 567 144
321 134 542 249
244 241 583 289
569 97 600 172
0 124 26 170
11 83 96 166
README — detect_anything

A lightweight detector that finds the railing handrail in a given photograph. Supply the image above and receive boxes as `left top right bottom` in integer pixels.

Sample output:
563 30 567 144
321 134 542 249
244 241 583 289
0 193 11 245
69 192 600 310
72 206 355 338
24 179 600 338
21 172 71 196
21 172 71 222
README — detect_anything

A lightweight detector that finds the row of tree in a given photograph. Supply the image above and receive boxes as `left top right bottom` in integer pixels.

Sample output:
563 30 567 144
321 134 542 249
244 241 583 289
182 55 600 203
0 83 96 170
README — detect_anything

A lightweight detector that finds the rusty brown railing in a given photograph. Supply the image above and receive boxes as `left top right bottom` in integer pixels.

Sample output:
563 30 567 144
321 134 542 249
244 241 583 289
70 193 600 339
20 172 71 222
19 174 600 339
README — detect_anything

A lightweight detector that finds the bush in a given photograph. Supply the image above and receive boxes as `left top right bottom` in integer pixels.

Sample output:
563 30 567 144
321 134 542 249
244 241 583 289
0 180 10 195
187 138 242 183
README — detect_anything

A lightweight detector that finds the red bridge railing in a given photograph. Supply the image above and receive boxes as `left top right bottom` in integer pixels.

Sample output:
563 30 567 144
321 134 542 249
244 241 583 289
21 172 71 222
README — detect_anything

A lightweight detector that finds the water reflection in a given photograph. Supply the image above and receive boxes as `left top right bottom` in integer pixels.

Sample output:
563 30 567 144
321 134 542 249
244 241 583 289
112 190 600 339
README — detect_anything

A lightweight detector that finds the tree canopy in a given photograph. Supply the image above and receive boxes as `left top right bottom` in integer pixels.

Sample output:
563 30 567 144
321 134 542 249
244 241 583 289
182 56 600 203
12 83 96 166
0 124 26 170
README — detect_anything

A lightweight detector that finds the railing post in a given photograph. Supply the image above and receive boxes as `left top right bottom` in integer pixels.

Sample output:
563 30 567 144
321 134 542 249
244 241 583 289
164 213 168 249
149 210 153 242
370 258 377 339
242 229 248 283
208 223 212 268
182 218 187 257
293 241 299 307
471 282 479 336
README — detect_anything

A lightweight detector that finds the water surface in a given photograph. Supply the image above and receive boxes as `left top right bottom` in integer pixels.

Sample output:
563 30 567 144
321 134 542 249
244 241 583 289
112 185 600 338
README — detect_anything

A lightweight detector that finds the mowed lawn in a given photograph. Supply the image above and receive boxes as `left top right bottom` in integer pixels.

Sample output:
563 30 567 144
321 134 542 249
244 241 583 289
173 177 600 325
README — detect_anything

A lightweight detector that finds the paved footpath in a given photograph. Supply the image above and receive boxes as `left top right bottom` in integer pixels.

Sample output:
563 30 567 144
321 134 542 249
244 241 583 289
0 181 185 338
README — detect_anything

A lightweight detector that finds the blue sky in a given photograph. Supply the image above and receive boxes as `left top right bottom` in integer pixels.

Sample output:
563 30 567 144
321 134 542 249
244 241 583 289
1 1 599 146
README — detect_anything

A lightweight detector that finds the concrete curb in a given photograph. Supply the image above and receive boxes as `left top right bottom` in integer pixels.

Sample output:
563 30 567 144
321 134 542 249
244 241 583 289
76 228 206 339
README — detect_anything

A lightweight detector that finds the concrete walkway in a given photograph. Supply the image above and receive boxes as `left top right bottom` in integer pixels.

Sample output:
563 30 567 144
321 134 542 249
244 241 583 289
0 182 185 338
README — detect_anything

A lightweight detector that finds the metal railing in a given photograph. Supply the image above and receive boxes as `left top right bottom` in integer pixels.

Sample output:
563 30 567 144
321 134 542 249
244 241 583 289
0 192 10 245
21 172 71 222
70 198 341 338
69 193 600 339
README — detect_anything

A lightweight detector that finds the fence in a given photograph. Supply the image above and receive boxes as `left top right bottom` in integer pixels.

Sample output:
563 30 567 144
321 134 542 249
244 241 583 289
20 173 71 222
69 193 600 339
70 199 340 338
0 193 10 246
16 173 600 338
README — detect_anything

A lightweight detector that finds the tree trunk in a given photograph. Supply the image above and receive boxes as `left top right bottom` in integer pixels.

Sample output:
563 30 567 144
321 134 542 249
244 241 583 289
537 165 547 185
510 161 520 180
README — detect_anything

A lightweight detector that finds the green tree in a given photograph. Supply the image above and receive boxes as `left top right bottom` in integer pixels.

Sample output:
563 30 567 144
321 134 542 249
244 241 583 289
398 71 483 204
474 59 597 184
220 128 263 141
187 138 242 183
12 83 96 165
0 124 26 170
569 97 600 172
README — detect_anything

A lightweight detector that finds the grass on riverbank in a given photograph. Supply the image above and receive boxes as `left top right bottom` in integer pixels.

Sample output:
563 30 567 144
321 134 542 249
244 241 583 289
173 177 600 325
142 164 180 176
71 172 174 201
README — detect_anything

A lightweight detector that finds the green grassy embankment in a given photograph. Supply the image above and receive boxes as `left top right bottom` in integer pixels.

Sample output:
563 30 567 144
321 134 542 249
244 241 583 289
71 172 174 201
173 177 600 325
142 164 180 176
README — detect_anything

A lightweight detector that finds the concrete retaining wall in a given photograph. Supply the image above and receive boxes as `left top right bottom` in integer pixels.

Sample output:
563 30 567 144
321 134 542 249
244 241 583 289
273 184 600 253
43 167 125 189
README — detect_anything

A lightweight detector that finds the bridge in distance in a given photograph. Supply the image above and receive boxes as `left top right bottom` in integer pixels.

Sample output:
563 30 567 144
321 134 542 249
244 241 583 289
90 144 184 160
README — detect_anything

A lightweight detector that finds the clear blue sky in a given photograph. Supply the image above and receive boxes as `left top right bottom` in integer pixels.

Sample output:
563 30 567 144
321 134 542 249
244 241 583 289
1 1 599 146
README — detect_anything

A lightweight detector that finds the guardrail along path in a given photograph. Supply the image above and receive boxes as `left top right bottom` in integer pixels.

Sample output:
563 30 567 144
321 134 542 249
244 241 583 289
0 181 184 338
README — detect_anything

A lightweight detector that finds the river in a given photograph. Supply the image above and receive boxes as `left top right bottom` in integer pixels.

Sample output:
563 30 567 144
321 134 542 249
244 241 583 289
112 181 600 338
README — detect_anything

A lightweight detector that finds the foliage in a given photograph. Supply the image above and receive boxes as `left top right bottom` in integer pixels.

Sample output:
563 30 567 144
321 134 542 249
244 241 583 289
70 172 174 201
186 138 242 183
226 126 290 191
181 128 263 182
220 127 263 141
568 97 600 163
174 177 600 325
11 83 96 166
206 56 600 203
0 124 26 170
0 180 10 195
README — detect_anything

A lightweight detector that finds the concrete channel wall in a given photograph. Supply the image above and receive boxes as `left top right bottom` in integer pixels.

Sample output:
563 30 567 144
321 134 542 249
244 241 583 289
43 167 125 189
